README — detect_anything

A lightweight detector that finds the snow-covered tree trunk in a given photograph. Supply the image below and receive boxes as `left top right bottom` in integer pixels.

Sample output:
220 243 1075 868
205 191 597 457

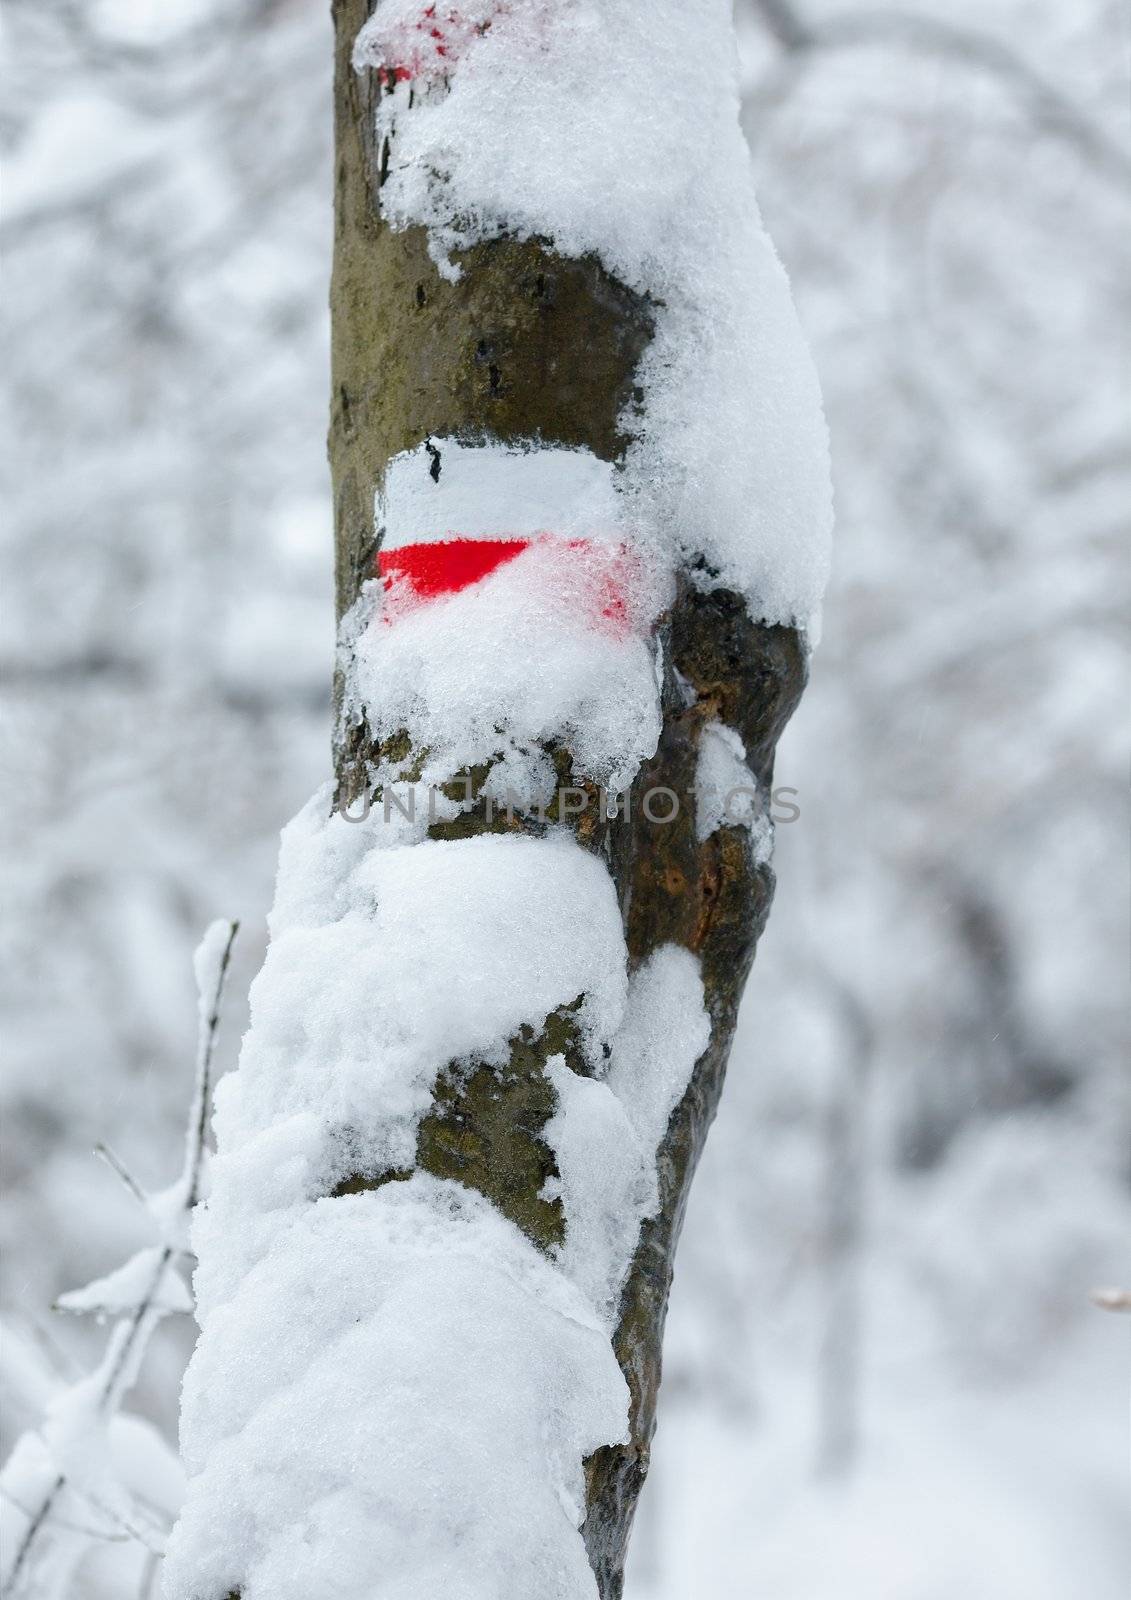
167 4 830 1597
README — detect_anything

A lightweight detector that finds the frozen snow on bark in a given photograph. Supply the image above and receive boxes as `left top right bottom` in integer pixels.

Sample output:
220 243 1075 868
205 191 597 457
354 0 833 633
171 803 712 1596
694 719 773 857
342 439 669 793
546 948 712 1319
167 1179 629 1600
193 801 631 1299
352 0 503 90
55 1247 193 1319
604 948 714 1162
341 553 665 794
170 799 714 1595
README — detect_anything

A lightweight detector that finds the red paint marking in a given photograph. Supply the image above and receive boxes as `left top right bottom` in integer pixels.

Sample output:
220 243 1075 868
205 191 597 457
565 538 636 634
379 537 529 598
375 3 509 88
376 535 643 638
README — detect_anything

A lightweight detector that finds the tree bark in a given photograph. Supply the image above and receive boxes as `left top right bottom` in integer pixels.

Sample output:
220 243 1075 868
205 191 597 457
328 3 807 1591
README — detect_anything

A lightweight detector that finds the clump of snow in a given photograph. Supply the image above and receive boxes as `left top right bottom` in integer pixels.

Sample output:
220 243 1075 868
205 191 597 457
342 552 665 794
695 719 773 860
168 1179 628 1600
171 783 713 1595
546 946 711 1320
194 794 630 1304
605 947 712 1158
37 1330 160 1544
543 1058 646 1316
354 0 833 633
56 1245 191 1319
341 440 669 794
480 742 559 814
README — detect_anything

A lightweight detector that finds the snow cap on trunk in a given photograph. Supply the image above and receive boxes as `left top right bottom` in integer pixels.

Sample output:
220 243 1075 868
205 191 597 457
355 0 833 635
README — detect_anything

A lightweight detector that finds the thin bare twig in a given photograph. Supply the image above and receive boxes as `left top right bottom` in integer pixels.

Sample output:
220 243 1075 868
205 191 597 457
97 918 238 1416
0 1484 131 1542
1 919 239 1598
93 1141 146 1207
186 919 239 1212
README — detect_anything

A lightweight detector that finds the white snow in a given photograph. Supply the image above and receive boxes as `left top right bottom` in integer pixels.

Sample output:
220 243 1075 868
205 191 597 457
341 530 668 793
546 946 710 1320
194 804 631 1303
192 917 234 1026
627 1318 1131 1600
0 1405 183 1600
169 775 714 1597
0 1305 186 1597
604 948 712 1160
346 440 671 792
354 0 833 634
0 915 226 1600
352 0 500 89
55 1246 191 1319
6 0 1127 1595
168 1180 629 1600
694 719 773 859
544 1058 648 1317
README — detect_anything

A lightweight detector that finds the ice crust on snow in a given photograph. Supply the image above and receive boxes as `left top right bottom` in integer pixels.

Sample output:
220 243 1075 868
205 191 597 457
354 0 833 634
169 781 712 1597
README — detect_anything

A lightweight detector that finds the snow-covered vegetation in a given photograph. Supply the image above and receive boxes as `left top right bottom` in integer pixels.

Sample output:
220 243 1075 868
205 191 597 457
1 1 1127 1596
0 922 236 1597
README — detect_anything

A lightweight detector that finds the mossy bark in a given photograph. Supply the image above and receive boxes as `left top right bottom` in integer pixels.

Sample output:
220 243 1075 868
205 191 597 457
327 4 807 1594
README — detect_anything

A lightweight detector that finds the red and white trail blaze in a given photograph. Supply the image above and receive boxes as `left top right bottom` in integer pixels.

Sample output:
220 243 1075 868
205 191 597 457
375 440 650 637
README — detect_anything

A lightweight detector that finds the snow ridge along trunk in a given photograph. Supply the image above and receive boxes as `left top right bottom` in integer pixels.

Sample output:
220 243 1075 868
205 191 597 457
166 4 829 1596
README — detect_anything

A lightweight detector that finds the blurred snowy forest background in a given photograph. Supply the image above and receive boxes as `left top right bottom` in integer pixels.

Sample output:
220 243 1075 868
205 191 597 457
1 0 1128 1595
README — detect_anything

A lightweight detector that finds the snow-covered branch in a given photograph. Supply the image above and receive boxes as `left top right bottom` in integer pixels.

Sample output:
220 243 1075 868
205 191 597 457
0 919 238 1600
